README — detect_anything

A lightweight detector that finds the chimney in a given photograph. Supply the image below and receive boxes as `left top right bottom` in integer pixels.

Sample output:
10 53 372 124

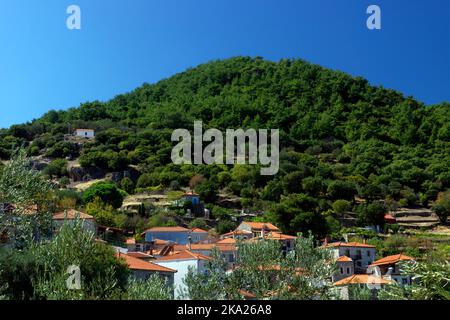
188 235 192 251
261 225 266 239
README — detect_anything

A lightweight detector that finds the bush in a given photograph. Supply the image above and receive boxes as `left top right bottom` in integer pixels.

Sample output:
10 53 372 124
188 218 208 230
83 181 124 209
332 199 351 215
120 177 135 194
215 220 237 235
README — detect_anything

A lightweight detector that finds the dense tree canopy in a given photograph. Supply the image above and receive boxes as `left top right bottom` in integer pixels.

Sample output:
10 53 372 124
0 56 449 237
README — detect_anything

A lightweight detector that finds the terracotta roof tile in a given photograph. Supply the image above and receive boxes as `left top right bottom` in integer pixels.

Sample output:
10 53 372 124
325 241 376 249
156 250 211 262
334 274 392 286
336 256 353 262
145 226 190 233
241 222 280 232
116 253 176 273
53 209 94 220
370 254 414 267
191 228 208 233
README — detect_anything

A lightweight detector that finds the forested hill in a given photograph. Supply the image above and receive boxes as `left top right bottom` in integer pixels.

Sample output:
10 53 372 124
0 57 449 234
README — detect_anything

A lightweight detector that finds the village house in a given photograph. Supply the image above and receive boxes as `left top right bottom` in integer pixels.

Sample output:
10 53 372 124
173 239 238 269
334 274 393 300
153 250 211 299
236 221 280 238
333 256 355 282
116 252 176 291
369 254 415 285
74 128 95 139
325 242 376 273
52 209 97 235
143 226 208 245
221 229 253 241
248 232 297 256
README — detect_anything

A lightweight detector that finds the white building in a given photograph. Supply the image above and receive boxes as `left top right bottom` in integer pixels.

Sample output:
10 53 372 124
153 250 211 299
74 129 95 139
325 242 376 273
369 254 415 286
116 252 176 297
52 209 97 235
333 255 355 282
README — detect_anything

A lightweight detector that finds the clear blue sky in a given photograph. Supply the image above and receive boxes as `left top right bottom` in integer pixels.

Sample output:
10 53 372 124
0 0 449 129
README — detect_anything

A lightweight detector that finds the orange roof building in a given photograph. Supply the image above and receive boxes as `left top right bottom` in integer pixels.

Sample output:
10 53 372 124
237 221 280 233
117 252 176 273
336 256 353 263
53 209 94 220
325 241 376 249
334 274 393 286
156 250 211 262
370 254 414 267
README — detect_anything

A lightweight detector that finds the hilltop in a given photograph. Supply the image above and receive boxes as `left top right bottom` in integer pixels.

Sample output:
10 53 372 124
0 56 449 236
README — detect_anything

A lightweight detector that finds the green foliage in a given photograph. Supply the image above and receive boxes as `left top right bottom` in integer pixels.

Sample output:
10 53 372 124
215 220 238 235
432 190 450 224
272 194 329 238
379 258 450 300
356 202 387 227
43 158 68 178
147 212 178 229
85 197 116 227
125 276 173 300
120 177 135 195
82 181 124 209
188 218 208 230
0 149 54 248
194 179 219 203
332 199 352 215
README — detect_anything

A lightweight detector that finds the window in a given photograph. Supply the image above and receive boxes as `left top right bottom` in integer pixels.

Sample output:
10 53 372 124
346 267 350 274
345 249 350 256
402 278 408 285
367 250 371 256
340 267 344 274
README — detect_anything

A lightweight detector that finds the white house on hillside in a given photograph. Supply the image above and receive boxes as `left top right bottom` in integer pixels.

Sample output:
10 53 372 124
325 242 376 274
74 129 95 139
153 250 211 299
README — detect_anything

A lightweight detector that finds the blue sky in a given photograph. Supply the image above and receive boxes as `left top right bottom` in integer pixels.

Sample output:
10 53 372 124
0 0 449 129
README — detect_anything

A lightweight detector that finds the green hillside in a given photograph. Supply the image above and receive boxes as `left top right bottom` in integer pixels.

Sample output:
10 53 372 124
1 56 449 236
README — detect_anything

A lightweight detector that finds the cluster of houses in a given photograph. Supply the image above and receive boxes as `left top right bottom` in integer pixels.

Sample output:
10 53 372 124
1 202 415 300
116 219 414 300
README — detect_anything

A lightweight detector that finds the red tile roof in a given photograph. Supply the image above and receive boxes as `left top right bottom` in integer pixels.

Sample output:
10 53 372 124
191 228 208 233
216 238 237 244
265 232 297 240
336 256 353 262
145 226 190 233
238 289 256 299
126 252 152 259
53 209 94 220
334 274 392 286
370 254 414 267
222 230 253 237
153 239 171 245
117 253 176 273
125 238 136 245
156 250 211 262
325 241 376 249
241 222 280 232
